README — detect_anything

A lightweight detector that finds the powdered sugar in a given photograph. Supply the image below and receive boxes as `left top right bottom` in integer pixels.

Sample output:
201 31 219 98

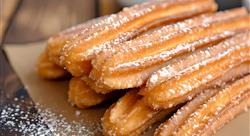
146 32 249 88
0 101 101 136
106 9 246 73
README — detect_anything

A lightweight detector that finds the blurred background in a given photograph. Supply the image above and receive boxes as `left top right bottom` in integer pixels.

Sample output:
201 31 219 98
0 0 249 44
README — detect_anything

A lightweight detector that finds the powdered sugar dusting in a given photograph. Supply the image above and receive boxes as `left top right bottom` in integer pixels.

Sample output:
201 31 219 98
176 75 250 135
199 91 250 135
146 31 249 88
104 8 246 73
60 0 180 63
60 0 218 73
0 102 101 136
155 88 218 136
142 32 249 110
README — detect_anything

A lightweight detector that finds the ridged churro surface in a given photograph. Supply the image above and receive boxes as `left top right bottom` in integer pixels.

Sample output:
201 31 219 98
35 0 249 135
155 75 250 136
175 75 250 136
61 0 217 77
141 32 250 109
90 9 249 93
102 90 178 136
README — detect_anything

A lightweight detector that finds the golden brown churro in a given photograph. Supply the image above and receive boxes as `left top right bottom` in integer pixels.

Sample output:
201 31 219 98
61 0 217 77
38 16 110 79
102 90 180 136
141 32 250 109
199 90 249 136
154 75 250 136
68 77 108 108
46 16 109 66
81 76 112 93
154 73 250 136
37 52 68 79
90 8 249 93
154 88 219 136
36 0 249 134
68 77 126 108
174 75 250 136
102 61 249 136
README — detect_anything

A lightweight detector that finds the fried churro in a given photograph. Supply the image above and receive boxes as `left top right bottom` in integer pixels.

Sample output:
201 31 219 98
68 77 126 108
81 76 112 93
90 8 249 93
68 77 108 108
141 32 250 109
199 90 249 136
37 52 69 79
154 88 219 136
35 0 249 134
154 74 250 136
102 60 250 136
61 0 217 77
46 15 108 66
174 75 250 136
38 16 110 79
102 90 179 136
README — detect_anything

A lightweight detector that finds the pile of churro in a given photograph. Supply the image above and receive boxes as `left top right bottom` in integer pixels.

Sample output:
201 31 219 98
37 0 250 135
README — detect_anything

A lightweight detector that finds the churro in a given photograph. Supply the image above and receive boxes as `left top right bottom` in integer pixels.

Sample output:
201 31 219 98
68 77 108 108
37 51 68 79
81 76 112 93
90 8 249 93
61 0 217 77
154 88 219 136
102 61 250 136
141 32 250 109
102 90 179 136
68 77 126 108
154 75 250 136
199 90 249 136
46 15 108 66
34 0 250 135
174 75 250 136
